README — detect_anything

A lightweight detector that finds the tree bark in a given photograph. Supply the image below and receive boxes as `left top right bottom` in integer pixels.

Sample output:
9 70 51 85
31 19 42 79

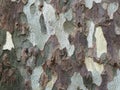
0 0 120 90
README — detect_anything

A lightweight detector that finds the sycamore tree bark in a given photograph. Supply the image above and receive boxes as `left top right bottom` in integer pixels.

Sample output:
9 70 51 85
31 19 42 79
0 0 120 90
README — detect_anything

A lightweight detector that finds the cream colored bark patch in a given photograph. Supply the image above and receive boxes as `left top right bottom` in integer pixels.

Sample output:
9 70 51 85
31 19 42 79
108 69 120 90
119 50 120 60
95 27 107 58
115 24 120 35
3 31 14 50
67 72 88 90
45 75 57 90
102 3 108 10
11 0 16 2
85 57 104 86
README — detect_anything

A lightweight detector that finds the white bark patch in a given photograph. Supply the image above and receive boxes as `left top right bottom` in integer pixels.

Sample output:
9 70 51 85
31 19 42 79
42 2 56 35
85 57 104 86
85 0 93 9
67 72 88 90
95 27 107 58
43 2 74 56
23 1 74 56
85 0 102 9
31 67 57 90
31 66 43 90
107 2 119 19
64 8 73 21
54 14 75 56
108 69 120 90
87 20 95 48
3 31 14 50
23 0 52 49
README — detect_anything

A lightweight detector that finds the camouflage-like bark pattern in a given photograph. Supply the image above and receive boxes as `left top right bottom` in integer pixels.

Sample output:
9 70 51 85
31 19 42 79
0 0 120 90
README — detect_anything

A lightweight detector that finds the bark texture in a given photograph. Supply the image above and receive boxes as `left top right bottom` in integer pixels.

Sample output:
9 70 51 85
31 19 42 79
0 0 120 90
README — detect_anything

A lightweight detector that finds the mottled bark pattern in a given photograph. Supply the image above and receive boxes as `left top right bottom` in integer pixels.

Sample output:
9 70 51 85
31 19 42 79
0 0 120 90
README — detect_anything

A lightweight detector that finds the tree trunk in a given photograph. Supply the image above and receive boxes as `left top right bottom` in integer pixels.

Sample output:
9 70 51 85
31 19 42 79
0 0 120 90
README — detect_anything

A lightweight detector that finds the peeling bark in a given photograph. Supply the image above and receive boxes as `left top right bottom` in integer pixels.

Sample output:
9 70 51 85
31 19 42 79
0 0 120 90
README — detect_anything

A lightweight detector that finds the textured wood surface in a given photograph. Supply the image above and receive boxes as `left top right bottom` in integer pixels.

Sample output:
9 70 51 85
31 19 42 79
0 0 120 90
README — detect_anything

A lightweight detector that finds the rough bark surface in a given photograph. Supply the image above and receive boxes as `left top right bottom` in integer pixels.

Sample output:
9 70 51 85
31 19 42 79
0 0 120 90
